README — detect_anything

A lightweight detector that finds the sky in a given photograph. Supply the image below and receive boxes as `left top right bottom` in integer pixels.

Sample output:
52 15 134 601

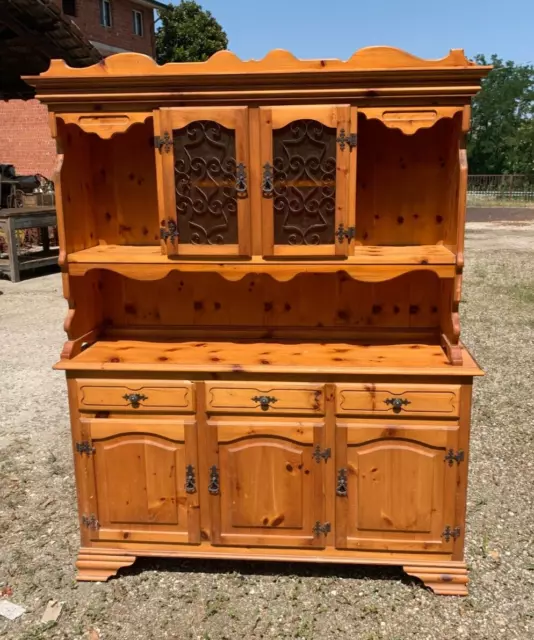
175 0 533 64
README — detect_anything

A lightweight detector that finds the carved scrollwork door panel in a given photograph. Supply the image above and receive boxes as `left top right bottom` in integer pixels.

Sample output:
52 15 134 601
154 107 251 257
259 105 354 257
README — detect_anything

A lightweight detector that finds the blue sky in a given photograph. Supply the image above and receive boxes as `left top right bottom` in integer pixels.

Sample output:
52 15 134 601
172 0 533 64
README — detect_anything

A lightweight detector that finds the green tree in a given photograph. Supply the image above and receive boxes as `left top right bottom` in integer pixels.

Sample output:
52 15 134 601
155 1 228 64
468 54 534 175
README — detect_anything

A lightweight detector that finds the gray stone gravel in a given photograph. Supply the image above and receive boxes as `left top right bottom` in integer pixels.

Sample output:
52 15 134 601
0 223 533 640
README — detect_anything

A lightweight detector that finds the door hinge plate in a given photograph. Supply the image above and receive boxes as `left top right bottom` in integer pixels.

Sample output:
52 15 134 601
75 441 95 455
82 514 100 530
312 446 331 463
441 525 461 542
312 521 331 537
336 129 357 151
336 224 356 244
154 131 172 153
444 449 464 466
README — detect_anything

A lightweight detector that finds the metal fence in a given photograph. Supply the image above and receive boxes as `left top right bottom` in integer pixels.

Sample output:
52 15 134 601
467 174 534 207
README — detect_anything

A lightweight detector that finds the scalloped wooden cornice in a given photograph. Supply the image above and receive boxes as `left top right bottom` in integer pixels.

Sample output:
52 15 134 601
25 47 491 108
34 47 480 79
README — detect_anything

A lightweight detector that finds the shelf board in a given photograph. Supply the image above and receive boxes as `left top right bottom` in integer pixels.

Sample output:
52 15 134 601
55 337 482 376
67 245 457 281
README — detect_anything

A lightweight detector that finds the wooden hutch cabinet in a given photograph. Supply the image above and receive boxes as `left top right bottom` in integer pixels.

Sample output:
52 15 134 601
27 47 490 595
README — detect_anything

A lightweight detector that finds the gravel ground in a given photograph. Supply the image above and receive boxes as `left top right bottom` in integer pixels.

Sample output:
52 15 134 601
1 222 533 640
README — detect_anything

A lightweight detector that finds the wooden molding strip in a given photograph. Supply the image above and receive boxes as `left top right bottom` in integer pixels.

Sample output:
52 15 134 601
360 106 463 135
57 112 151 139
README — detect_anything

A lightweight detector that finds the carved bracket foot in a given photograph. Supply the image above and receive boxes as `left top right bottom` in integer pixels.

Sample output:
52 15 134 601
76 548 136 582
403 563 468 596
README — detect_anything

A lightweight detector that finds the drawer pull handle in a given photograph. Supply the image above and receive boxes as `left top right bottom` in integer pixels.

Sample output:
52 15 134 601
251 395 278 411
123 393 148 408
384 397 411 413
208 465 220 495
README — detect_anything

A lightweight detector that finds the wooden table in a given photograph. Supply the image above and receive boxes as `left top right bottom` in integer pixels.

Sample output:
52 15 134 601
0 206 58 282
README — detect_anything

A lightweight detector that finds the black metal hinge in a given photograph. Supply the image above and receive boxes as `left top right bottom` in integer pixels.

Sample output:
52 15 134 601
208 465 220 495
154 131 172 153
441 525 461 542
336 129 357 151
444 449 465 466
312 521 331 537
312 446 331 463
336 468 348 496
82 514 100 530
75 441 95 455
185 465 196 494
336 224 356 244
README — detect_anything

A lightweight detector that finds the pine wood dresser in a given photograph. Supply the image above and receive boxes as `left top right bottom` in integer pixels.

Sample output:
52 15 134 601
26 47 490 595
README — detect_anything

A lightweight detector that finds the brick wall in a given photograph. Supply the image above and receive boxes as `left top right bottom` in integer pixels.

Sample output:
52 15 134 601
0 100 56 178
52 0 156 56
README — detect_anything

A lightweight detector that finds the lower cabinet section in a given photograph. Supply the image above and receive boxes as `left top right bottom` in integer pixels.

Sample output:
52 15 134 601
83 418 200 544
206 417 327 548
335 422 459 552
73 379 471 593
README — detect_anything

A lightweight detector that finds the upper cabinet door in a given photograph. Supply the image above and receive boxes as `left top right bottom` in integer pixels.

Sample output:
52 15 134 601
155 107 251 256
260 105 355 257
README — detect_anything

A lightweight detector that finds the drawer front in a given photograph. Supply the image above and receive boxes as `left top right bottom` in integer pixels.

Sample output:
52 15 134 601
76 380 194 412
336 383 460 418
205 382 325 415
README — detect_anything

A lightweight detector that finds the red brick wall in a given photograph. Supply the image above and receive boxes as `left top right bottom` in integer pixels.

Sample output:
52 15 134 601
52 0 156 56
0 100 56 178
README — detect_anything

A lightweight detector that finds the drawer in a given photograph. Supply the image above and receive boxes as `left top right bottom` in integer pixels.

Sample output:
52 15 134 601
76 379 194 412
336 383 460 418
205 382 325 415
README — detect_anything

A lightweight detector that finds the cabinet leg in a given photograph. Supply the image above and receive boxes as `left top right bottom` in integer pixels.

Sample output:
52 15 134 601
76 548 136 582
403 563 469 596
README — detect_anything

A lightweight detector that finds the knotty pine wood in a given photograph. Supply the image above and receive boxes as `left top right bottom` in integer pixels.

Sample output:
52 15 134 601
356 116 460 247
96 271 443 332
38 47 487 594
55 338 483 376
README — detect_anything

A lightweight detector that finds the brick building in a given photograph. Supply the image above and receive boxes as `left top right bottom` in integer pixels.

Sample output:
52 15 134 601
0 0 164 179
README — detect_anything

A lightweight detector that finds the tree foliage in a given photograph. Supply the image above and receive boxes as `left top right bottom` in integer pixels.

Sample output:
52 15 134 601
156 1 228 65
468 54 534 175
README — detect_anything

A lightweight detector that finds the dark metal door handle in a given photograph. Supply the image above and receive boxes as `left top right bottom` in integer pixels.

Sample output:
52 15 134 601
251 395 278 411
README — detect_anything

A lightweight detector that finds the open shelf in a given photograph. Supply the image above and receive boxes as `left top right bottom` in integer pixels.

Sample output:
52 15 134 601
67 244 456 281
55 337 482 376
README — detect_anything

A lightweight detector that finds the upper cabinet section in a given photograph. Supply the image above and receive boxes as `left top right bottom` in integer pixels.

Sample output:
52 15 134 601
155 107 250 256
33 48 491 280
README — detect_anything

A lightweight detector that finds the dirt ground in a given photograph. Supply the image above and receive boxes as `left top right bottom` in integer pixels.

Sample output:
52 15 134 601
1 222 533 640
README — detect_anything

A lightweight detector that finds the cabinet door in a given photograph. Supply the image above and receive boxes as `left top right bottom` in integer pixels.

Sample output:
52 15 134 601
208 418 327 548
155 107 251 256
336 422 459 553
259 105 354 257
86 418 199 544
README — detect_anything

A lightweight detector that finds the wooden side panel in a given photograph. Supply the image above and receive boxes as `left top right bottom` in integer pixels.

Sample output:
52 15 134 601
336 422 458 552
208 418 326 548
90 119 159 246
57 121 96 254
356 115 460 246
99 271 442 331
87 418 199 544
